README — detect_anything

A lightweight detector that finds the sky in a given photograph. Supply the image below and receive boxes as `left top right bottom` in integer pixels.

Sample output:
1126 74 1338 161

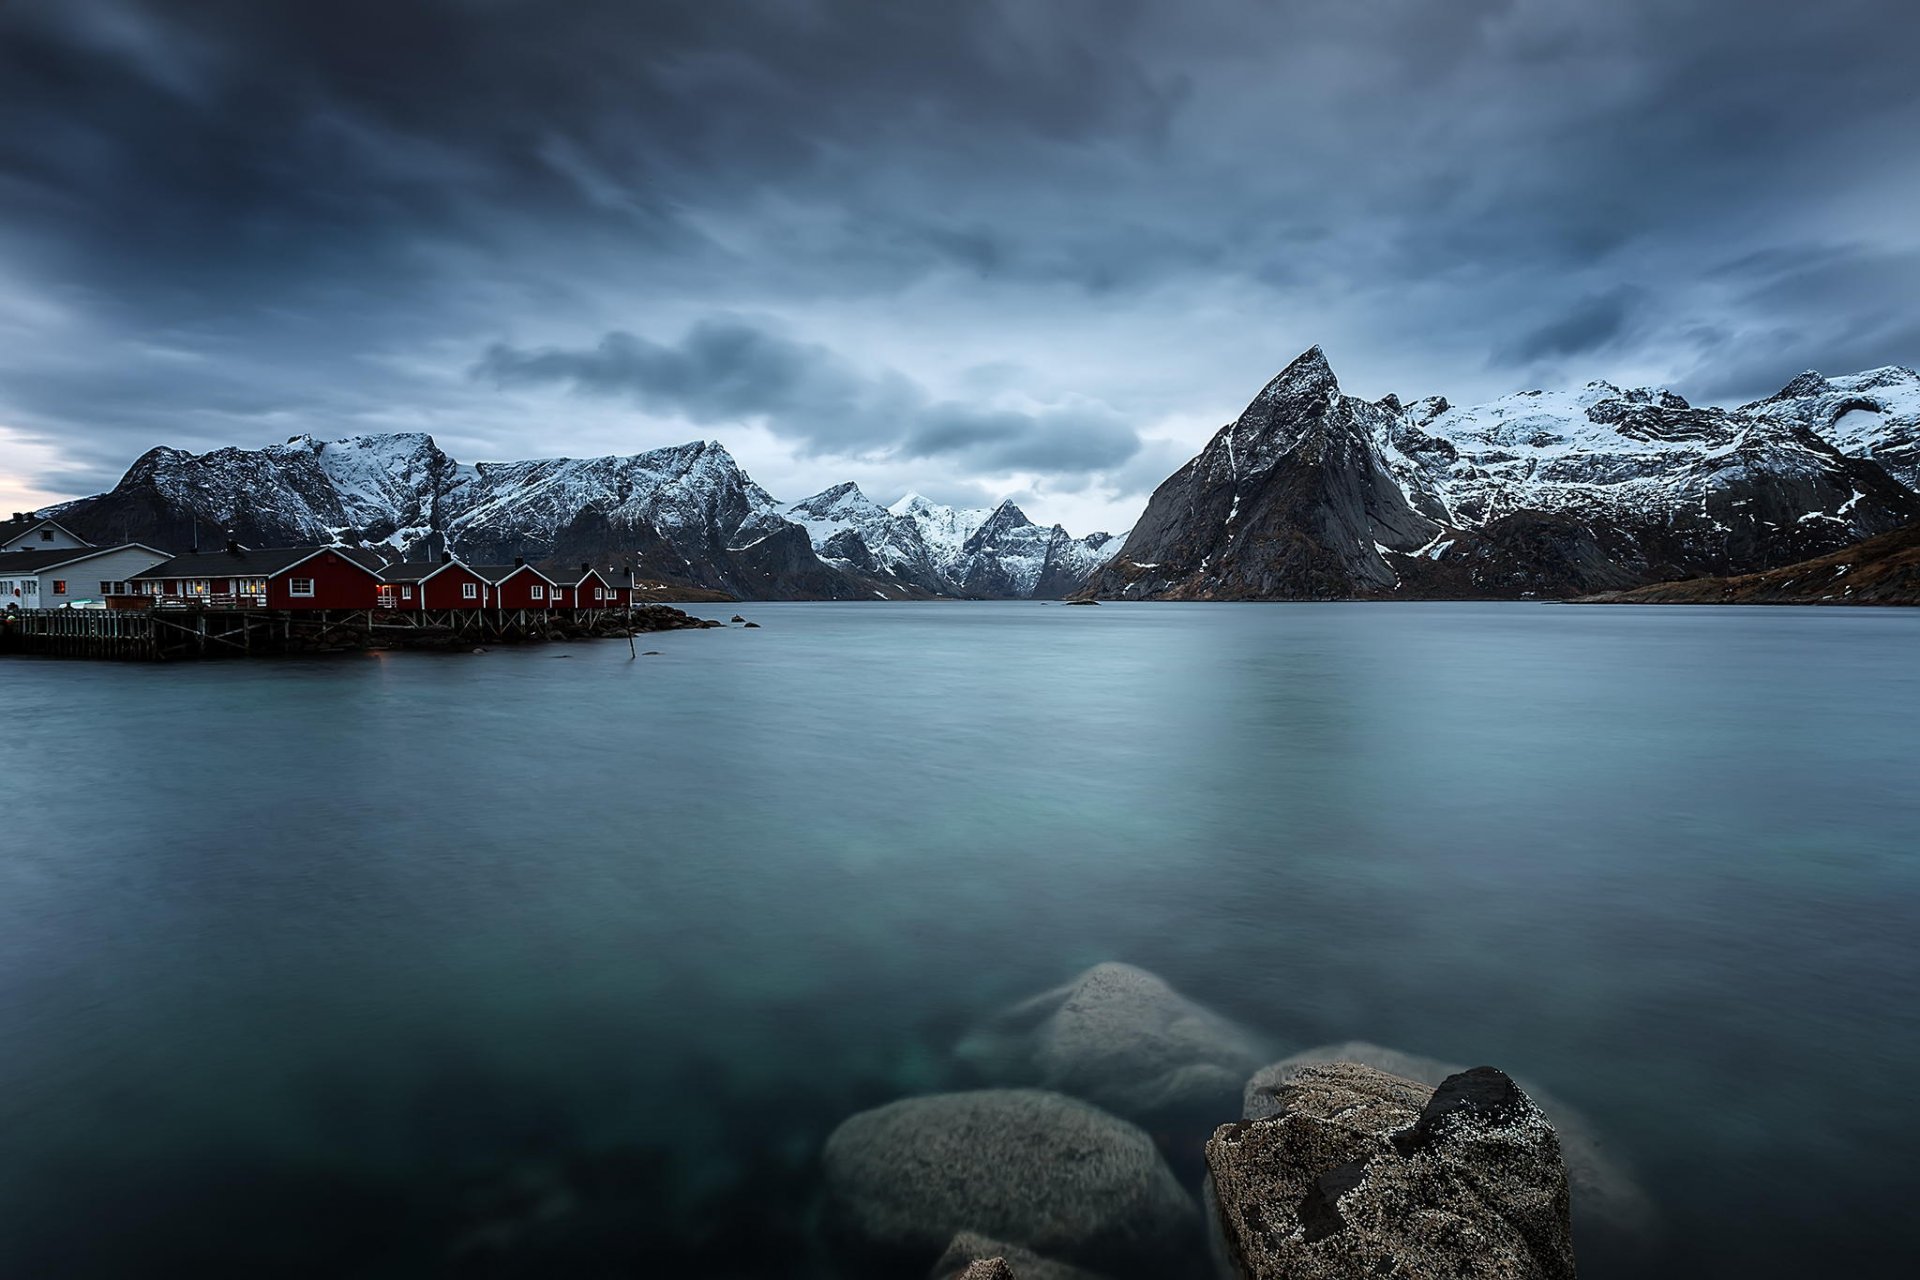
2 0 1918 534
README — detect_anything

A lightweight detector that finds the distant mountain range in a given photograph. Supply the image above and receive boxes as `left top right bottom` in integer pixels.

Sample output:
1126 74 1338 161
44 435 1124 600
1080 349 1920 600
41 350 1920 601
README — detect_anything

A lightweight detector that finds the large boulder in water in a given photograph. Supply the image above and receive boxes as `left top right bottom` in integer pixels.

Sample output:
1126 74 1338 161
822 1088 1197 1276
930 1231 1112 1280
1245 1041 1653 1242
1208 1062 1577 1280
956 963 1267 1126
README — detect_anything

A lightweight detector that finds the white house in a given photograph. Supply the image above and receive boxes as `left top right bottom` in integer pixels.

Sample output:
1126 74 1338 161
0 517 91 553
0 544 171 610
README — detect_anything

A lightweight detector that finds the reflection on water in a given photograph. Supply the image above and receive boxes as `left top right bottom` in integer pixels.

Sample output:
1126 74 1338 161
0 602 1915 1276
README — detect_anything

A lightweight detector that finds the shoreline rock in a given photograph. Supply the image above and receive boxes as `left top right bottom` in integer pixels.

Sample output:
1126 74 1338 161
1208 1062 1576 1280
822 1088 1198 1277
956 963 1267 1129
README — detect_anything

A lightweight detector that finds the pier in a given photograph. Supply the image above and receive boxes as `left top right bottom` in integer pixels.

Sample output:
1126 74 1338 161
0 604 710 662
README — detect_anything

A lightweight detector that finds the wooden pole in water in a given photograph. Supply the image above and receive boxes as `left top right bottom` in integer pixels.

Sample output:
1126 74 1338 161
627 565 637 659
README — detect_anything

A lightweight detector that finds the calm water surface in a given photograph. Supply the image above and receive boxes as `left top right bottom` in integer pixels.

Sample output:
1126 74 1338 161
2 602 1916 1276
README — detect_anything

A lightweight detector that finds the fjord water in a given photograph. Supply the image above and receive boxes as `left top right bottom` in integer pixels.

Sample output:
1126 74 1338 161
1 603 1915 1277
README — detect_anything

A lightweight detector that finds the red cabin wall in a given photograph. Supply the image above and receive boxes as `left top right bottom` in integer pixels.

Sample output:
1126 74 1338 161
493 569 554 610
266 552 379 610
419 565 489 610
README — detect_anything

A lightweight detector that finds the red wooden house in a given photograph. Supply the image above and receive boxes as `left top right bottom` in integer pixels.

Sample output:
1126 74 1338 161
378 558 492 611
130 544 384 609
472 560 560 610
545 564 632 610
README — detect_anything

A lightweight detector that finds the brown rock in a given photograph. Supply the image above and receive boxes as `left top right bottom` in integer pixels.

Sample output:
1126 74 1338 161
1207 1062 1576 1279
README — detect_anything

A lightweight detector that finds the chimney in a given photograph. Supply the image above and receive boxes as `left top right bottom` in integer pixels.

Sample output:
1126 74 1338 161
10 512 23 522
513 556 525 568
225 539 242 556
580 562 590 573
440 551 453 564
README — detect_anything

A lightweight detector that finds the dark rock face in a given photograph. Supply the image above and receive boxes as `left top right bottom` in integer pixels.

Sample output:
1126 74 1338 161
1245 1042 1653 1244
822 1088 1198 1277
957 963 1266 1129
1580 519 1920 605
1082 347 1920 601
1207 1062 1577 1280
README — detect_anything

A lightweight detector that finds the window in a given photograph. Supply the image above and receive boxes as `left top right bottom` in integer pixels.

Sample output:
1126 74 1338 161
101 581 121 595
51 580 66 595
462 582 478 600
288 578 316 598
40 529 53 542
401 586 413 600
593 587 604 600
530 584 544 600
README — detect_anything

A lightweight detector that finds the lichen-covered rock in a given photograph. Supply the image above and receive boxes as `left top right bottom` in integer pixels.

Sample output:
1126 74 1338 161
823 1088 1196 1275
959 1260 1017 1280
956 963 1267 1126
1208 1062 1577 1280
931 1231 1112 1280
1246 1042 1652 1241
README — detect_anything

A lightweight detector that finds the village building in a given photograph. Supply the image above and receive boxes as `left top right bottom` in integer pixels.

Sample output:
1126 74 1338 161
471 560 561 610
376 557 493 610
0 516 91 553
545 564 628 610
129 544 386 609
0 543 170 611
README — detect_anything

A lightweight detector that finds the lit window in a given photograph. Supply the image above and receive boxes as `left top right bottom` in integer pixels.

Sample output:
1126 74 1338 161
52 580 66 595
288 578 316 597
462 582 478 600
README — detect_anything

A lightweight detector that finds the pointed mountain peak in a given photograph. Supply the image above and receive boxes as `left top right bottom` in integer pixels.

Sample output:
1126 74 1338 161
889 491 936 515
1248 346 1340 415
977 499 1034 532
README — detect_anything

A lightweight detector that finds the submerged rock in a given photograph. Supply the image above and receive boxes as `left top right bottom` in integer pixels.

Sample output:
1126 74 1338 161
822 1088 1197 1275
1246 1041 1652 1241
1208 1062 1576 1280
930 1231 1112 1280
956 963 1266 1127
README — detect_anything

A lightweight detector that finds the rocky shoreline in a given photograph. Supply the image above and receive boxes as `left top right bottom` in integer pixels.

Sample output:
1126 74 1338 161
819 963 1644 1279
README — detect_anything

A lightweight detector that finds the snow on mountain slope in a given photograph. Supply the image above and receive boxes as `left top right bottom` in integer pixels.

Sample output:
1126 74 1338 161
888 492 997 575
50 433 1120 598
786 482 940 588
1742 365 1920 492
1086 347 1920 601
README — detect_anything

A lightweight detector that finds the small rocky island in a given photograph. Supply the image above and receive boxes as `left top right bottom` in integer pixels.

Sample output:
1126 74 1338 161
818 963 1641 1278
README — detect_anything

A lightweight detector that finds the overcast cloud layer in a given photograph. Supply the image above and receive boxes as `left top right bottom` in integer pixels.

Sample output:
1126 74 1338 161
3 0 1917 530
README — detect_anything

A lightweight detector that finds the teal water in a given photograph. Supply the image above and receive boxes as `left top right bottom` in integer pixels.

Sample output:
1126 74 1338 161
1 602 1916 1276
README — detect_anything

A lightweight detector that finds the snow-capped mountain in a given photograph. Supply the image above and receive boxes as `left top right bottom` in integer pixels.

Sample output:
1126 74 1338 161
781 486 1127 597
1740 366 1920 493
1083 347 1920 600
50 435 1121 599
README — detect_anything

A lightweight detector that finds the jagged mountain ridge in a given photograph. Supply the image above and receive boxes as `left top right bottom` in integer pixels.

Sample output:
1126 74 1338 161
48 434 1122 600
782 485 1125 599
1082 347 1920 600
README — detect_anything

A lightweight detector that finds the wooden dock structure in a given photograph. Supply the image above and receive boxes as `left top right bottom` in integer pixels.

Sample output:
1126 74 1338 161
1 605 690 662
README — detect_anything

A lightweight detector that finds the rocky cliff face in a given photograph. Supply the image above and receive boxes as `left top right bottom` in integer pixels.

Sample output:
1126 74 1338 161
1083 348 1920 600
49 437 1122 600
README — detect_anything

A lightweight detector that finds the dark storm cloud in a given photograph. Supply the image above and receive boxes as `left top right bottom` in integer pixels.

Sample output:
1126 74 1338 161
3 0 1919 515
477 320 1140 475
1502 289 1642 365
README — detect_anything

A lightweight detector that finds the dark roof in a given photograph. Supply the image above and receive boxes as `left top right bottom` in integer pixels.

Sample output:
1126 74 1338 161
469 563 558 585
543 565 625 587
378 560 469 584
131 545 386 581
0 543 164 573
0 517 90 549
